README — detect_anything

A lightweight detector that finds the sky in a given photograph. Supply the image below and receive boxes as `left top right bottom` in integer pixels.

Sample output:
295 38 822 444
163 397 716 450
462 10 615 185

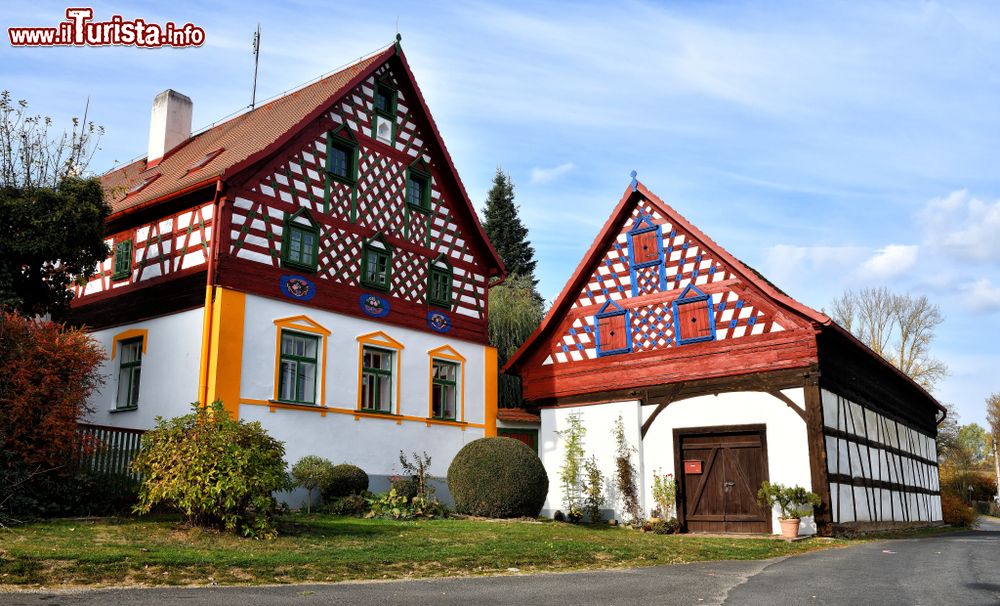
3 1 999 427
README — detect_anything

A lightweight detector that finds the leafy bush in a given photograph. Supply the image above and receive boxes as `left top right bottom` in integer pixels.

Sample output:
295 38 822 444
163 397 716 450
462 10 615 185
131 402 291 539
291 456 336 514
651 469 677 520
365 489 445 520
643 517 680 534
319 493 370 516
389 477 419 501
447 437 549 518
0 313 104 523
324 464 369 499
582 456 605 523
941 494 976 527
757 482 821 519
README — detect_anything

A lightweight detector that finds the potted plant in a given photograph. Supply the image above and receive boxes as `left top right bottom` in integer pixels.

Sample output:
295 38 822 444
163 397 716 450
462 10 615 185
757 481 821 539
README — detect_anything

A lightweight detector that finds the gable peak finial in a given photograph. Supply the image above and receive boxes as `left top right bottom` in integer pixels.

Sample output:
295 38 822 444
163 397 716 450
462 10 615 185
629 170 638 192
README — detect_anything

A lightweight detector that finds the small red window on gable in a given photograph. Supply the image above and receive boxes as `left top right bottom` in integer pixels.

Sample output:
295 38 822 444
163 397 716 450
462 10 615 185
597 311 628 354
675 298 714 344
632 229 659 265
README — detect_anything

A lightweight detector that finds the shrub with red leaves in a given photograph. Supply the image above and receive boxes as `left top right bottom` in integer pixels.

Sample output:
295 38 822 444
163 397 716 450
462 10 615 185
0 312 104 472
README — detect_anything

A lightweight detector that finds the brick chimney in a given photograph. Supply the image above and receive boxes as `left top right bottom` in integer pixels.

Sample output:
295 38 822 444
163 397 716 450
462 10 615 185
147 89 192 165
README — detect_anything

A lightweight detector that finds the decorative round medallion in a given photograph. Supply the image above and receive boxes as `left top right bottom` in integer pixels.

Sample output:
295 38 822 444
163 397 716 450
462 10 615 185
359 294 390 318
279 275 316 301
427 310 451 333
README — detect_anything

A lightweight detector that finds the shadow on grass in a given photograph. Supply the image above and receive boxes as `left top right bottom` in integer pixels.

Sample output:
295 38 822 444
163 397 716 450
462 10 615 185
275 515 413 539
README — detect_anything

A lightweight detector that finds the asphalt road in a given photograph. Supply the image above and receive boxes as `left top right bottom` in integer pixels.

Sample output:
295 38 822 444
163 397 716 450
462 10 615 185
4 520 999 605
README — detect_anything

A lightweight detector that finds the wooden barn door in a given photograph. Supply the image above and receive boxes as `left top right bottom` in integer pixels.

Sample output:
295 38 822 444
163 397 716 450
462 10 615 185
675 425 771 534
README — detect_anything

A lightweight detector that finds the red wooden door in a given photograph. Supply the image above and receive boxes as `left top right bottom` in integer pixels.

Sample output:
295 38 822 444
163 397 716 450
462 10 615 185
597 313 627 351
677 428 770 533
632 230 659 265
676 300 712 341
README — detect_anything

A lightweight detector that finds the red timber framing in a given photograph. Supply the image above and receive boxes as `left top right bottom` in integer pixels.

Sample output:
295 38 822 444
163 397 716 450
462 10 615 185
505 179 946 536
70 41 504 343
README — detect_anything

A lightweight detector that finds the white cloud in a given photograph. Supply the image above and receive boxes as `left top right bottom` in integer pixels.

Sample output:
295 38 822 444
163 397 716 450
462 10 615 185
530 162 575 185
966 278 1000 311
762 244 866 286
920 190 1000 261
857 244 919 280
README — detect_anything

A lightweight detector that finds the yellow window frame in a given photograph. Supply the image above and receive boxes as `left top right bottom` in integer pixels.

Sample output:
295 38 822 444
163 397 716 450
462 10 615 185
427 345 466 422
110 328 148 359
272 315 331 406
356 330 404 415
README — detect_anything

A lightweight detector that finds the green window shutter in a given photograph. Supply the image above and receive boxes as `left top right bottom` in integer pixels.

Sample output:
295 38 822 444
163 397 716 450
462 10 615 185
281 211 320 273
427 262 452 308
360 238 392 291
112 239 133 280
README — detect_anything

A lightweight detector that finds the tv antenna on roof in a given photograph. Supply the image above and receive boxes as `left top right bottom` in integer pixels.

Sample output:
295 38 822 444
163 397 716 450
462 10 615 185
251 23 261 109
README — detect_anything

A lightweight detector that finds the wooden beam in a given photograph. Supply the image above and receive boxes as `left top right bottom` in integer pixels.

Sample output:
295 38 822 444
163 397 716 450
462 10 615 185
765 390 808 423
640 383 683 439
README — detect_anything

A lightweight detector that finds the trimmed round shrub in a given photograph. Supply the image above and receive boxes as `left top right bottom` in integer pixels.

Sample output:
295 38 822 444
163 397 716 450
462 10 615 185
324 464 369 499
448 437 548 518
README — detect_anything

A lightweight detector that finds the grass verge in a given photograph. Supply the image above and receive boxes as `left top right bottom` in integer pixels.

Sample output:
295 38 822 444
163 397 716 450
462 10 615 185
0 514 847 588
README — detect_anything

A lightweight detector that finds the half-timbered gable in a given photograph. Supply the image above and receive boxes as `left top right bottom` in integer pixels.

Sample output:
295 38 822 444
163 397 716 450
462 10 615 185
510 181 817 402
73 41 504 508
217 54 497 343
507 179 944 536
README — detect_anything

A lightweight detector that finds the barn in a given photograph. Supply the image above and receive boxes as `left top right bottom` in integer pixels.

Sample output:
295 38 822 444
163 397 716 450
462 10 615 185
70 39 505 504
505 178 945 536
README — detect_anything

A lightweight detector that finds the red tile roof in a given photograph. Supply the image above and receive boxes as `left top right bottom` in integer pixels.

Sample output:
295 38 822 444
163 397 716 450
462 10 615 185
497 408 541 423
100 48 392 214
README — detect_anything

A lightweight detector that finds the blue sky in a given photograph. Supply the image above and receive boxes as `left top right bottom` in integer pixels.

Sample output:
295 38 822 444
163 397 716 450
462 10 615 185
4 1 998 426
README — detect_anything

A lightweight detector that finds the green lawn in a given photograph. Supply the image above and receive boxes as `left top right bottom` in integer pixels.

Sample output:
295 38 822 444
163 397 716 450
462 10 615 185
0 515 848 588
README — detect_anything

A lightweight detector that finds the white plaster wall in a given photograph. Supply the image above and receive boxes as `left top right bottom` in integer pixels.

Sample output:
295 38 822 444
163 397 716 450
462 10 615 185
539 401 643 520
641 389 814 535
83 307 204 430
238 293 489 506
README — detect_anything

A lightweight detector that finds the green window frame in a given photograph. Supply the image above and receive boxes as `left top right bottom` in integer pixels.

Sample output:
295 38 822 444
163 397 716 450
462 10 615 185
112 239 132 280
360 236 392 291
361 346 394 413
326 136 358 185
371 82 397 145
431 359 458 420
281 210 320 272
277 330 319 404
115 337 142 410
406 167 431 212
427 257 453 308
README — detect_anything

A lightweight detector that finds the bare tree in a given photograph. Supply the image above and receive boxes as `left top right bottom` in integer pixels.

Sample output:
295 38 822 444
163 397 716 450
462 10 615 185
0 90 103 189
987 392 1000 442
830 287 947 391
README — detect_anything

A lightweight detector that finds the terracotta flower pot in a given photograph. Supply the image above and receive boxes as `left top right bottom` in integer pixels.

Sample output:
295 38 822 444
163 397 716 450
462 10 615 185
779 518 800 539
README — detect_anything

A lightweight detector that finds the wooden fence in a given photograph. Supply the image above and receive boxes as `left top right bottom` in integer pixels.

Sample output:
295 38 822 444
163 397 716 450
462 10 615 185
75 423 145 481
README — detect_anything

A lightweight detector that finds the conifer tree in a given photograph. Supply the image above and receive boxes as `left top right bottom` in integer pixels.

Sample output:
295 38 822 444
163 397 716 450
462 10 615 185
482 168 537 287
482 168 544 407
